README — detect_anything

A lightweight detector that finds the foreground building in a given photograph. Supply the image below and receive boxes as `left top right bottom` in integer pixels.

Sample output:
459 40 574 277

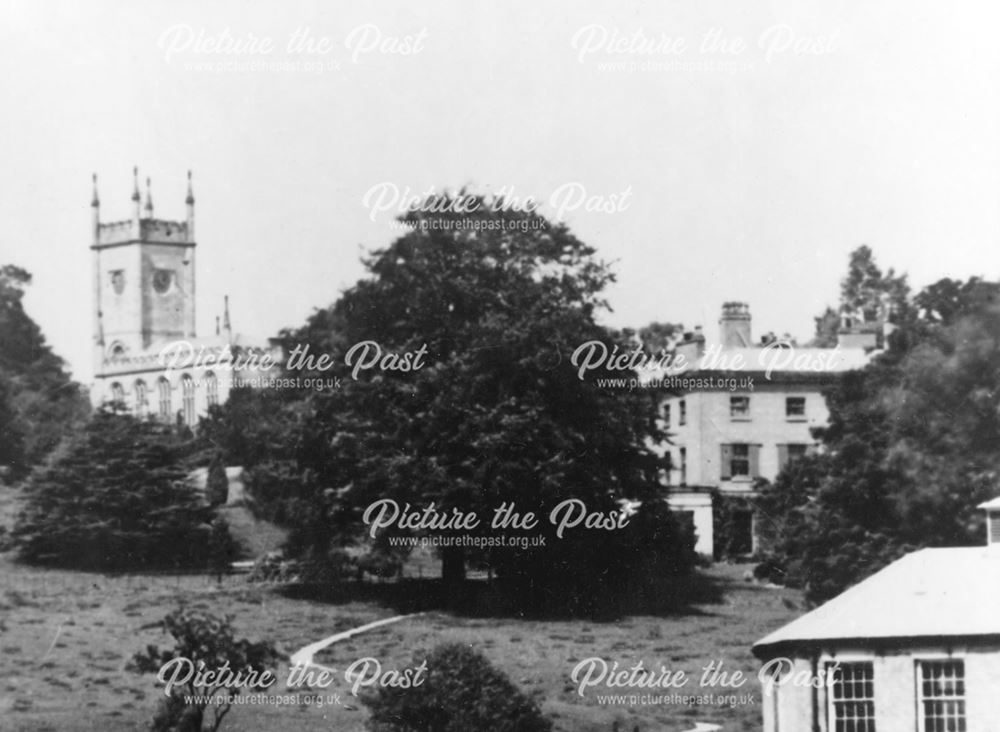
89 168 275 425
753 498 1000 732
652 302 878 556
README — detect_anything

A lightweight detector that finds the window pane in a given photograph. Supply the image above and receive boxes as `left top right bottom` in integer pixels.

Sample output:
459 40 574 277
786 397 806 416
730 396 750 417
919 661 965 732
829 662 875 732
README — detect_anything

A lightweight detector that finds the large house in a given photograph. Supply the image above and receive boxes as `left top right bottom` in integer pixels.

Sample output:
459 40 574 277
753 498 1000 732
89 168 276 425
650 302 879 556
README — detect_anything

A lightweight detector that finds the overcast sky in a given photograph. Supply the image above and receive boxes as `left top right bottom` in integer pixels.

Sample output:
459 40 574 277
2 0 999 381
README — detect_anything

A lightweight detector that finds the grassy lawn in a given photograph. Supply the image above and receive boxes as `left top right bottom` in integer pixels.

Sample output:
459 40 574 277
0 553 802 732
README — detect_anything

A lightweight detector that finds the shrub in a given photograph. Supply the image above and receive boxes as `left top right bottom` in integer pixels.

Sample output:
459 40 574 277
130 608 278 732
206 454 229 507
363 643 552 732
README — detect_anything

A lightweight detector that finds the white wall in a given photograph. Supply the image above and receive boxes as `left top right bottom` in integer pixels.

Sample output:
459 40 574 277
759 643 1000 732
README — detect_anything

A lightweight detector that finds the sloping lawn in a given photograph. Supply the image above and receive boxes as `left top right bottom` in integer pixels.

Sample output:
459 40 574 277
0 556 801 732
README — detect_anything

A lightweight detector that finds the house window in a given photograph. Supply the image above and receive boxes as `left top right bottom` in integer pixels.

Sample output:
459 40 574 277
205 371 218 407
679 447 687 486
828 661 875 732
918 660 965 732
663 402 671 425
730 396 750 419
778 443 810 471
731 444 750 476
786 396 806 419
181 374 196 427
679 400 686 425
720 444 759 480
158 377 171 419
134 380 148 417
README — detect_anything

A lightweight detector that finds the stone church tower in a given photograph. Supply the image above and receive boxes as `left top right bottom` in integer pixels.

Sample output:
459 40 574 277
90 168 245 425
92 167 196 361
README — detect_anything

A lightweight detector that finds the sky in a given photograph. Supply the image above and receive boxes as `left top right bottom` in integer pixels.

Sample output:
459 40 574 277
2 0 999 382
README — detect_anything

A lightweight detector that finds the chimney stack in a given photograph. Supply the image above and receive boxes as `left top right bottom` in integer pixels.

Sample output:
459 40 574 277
719 302 752 348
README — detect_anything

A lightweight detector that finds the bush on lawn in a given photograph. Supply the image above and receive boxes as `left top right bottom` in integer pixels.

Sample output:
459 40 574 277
363 643 552 732
130 608 278 732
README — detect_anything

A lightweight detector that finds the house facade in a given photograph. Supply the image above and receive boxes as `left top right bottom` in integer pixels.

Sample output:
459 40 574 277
752 499 1000 732
650 302 878 556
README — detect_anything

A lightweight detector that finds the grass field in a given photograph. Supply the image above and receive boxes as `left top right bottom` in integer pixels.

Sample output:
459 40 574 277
0 551 803 732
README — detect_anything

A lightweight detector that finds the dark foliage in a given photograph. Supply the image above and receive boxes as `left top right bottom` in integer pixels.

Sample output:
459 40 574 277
130 609 278 732
206 453 229 506
363 643 552 732
13 409 217 570
760 270 1000 604
0 264 89 480
203 193 694 614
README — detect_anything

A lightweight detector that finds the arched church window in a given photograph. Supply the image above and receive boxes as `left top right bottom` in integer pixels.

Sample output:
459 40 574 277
181 374 196 427
110 382 124 406
205 371 218 407
109 342 126 361
134 380 148 417
158 378 171 419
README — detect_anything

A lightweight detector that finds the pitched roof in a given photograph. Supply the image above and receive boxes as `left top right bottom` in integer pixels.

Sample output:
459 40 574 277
685 346 875 374
640 346 875 385
753 547 1000 657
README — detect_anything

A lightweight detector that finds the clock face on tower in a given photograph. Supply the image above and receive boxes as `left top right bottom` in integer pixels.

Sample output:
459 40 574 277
152 269 174 294
110 270 125 295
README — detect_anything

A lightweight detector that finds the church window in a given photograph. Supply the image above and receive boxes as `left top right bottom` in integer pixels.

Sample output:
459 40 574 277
158 378 171 419
205 372 218 407
153 269 174 294
134 380 148 417
110 270 125 295
181 374 196 427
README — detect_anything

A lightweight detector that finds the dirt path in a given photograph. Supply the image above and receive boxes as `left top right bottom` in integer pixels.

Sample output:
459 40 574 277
288 613 425 675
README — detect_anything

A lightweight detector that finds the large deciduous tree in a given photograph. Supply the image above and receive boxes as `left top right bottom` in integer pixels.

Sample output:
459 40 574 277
236 193 693 613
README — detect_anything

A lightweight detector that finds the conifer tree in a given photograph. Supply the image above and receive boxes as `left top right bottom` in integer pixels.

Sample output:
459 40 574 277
14 409 216 570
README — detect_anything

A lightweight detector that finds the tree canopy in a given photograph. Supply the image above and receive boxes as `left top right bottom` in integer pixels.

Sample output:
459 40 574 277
0 264 88 480
210 194 693 614
14 409 217 570
760 269 1000 604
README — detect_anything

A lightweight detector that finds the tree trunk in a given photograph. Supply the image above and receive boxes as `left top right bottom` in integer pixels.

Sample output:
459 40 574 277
441 546 466 585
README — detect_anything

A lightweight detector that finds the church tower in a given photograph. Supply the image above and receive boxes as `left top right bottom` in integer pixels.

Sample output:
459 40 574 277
92 167 197 370
90 169 271 425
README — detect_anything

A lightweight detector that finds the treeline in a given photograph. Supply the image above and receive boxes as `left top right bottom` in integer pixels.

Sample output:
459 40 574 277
0 265 90 482
757 247 1000 603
